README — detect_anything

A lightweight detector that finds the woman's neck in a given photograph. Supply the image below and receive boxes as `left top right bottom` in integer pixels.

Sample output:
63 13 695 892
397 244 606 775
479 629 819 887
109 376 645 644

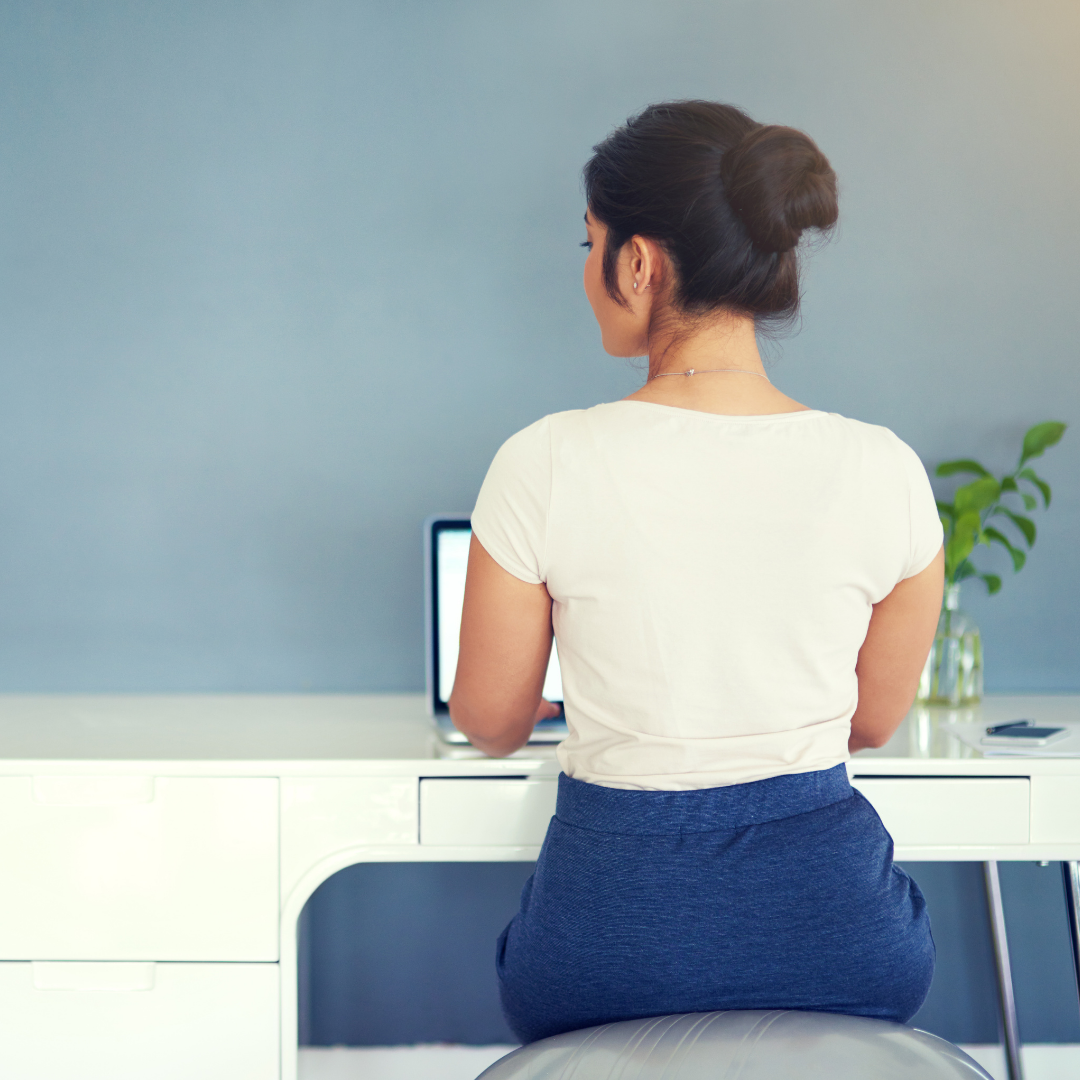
624 311 810 416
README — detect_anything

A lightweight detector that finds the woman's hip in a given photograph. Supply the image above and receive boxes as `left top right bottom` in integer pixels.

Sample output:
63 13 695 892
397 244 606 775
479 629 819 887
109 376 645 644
497 766 934 1040
521 767 916 943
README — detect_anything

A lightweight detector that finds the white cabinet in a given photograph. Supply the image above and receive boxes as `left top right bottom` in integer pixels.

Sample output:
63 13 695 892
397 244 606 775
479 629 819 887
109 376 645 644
0 776 279 960
0 962 279 1079
851 777 1030 847
420 778 556 846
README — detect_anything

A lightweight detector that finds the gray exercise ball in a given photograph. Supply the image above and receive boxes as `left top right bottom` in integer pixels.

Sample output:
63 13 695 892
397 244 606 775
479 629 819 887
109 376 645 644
476 1011 993 1079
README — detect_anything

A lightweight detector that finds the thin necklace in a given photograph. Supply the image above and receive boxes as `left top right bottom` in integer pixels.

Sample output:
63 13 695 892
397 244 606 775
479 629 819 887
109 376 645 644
650 367 769 381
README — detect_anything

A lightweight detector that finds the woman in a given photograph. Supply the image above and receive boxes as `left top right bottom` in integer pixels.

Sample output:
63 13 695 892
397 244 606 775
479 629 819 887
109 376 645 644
449 100 944 1044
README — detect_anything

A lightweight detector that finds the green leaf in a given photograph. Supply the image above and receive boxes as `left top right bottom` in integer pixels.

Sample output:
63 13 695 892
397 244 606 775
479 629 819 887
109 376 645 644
954 477 1001 515
1020 421 1066 464
984 526 1027 572
1018 467 1052 508
1000 476 1018 493
947 511 981 570
936 459 990 478
981 573 1002 595
955 510 981 538
999 508 1036 547
1022 493 1037 511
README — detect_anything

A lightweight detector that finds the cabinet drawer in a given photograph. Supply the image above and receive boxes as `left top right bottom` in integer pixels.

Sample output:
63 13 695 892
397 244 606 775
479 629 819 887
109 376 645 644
851 778 1030 847
0 962 278 1080
1031 776 1080 843
0 776 278 960
420 778 556 846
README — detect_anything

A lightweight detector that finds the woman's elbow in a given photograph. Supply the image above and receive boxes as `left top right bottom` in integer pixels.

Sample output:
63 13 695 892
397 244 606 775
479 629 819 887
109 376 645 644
466 733 524 757
448 695 530 757
848 716 903 752
849 729 890 753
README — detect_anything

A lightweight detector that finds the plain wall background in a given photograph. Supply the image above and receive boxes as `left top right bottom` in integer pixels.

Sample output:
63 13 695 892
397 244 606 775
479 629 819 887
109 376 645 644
2 0 1077 691
2 0 1079 1048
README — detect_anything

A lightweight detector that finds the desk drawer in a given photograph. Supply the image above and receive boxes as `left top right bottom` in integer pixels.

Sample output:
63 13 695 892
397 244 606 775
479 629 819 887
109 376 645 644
0 962 278 1080
0 776 278 960
420 778 556 846
851 778 1030 847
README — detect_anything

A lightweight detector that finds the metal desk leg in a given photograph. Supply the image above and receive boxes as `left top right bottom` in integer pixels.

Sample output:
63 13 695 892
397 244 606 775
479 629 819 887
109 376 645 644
1062 862 1080 1017
984 860 1023 1080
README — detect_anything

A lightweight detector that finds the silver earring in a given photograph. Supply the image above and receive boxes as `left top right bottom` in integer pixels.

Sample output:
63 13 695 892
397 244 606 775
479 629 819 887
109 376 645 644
633 282 638 289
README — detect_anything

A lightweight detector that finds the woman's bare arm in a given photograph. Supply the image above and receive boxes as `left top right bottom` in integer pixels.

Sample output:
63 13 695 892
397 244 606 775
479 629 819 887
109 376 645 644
849 546 945 752
448 534 561 756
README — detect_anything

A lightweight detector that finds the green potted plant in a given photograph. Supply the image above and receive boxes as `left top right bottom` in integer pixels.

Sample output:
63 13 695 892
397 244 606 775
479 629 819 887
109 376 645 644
919 421 1067 705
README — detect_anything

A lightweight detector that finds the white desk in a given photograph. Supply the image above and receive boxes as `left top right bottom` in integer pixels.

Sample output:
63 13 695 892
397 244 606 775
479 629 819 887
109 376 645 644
0 693 1077 1080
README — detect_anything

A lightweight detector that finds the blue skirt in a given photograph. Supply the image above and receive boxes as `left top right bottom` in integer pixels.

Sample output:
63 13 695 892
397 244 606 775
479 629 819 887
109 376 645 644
496 765 935 1044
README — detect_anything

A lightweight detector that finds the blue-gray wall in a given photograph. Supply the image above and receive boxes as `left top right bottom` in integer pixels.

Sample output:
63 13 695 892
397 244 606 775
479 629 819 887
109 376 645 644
2 0 1077 691
2 0 1079 1048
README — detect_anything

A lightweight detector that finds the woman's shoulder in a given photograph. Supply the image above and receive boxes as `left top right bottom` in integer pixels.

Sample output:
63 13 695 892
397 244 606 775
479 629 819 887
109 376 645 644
486 410 587 481
802 410 914 449
495 407 594 453
816 413 933 488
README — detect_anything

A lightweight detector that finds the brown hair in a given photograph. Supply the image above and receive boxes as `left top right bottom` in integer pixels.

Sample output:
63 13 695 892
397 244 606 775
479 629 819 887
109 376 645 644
583 100 838 326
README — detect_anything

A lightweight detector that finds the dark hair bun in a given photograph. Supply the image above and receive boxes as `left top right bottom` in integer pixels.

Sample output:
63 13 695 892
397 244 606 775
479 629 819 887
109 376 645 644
720 125 838 254
584 100 839 325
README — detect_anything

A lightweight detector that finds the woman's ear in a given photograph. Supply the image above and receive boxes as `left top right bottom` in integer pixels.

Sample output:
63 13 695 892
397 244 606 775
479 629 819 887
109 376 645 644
627 235 665 295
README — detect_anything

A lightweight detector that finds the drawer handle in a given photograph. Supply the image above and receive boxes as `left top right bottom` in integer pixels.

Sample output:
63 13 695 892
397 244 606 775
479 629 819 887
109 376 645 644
32 776 155 806
32 962 156 992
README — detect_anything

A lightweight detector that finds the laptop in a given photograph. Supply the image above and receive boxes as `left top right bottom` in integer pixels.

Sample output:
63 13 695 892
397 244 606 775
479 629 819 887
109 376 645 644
425 515 568 745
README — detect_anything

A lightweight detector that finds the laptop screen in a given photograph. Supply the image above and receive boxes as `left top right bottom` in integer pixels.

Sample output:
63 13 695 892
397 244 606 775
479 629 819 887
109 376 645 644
429 518 562 713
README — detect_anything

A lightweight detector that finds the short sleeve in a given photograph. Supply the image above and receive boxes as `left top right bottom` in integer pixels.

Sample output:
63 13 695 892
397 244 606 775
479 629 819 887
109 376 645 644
471 417 552 585
893 436 944 580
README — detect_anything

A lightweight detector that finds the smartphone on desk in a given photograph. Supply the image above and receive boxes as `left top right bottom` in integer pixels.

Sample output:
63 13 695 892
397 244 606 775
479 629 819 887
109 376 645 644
981 720 1069 747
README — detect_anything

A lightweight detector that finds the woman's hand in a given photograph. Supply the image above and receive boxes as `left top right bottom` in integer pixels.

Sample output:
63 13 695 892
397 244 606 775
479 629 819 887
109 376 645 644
849 546 945 753
449 534 558 757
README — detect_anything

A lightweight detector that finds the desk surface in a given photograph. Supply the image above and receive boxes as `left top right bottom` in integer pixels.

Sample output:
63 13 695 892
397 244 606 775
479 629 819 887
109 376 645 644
0 692 1077 778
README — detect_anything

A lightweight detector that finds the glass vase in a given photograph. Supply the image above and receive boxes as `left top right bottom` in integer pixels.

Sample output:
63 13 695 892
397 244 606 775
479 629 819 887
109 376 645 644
916 583 983 706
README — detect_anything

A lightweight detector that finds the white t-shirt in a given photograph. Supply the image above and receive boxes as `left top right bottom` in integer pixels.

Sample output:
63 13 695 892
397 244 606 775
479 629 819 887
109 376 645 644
471 401 943 791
